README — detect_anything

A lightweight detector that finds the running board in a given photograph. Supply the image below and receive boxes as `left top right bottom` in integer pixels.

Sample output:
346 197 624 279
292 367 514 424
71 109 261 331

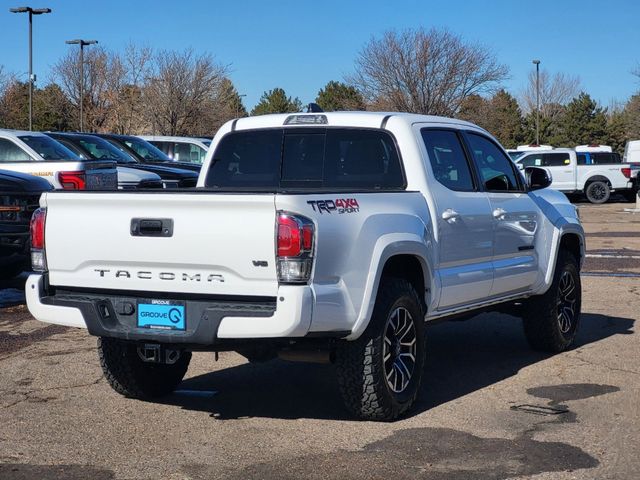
426 292 530 321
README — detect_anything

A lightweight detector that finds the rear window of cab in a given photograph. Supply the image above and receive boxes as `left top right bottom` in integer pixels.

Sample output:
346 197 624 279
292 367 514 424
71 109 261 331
205 128 405 191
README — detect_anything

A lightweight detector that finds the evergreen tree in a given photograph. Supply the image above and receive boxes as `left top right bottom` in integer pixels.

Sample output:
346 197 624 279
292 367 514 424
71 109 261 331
33 83 75 131
0 80 28 129
251 88 302 116
625 94 640 140
315 81 365 111
522 104 567 146
484 90 525 148
559 92 608 146
457 94 488 127
605 109 628 154
458 91 524 148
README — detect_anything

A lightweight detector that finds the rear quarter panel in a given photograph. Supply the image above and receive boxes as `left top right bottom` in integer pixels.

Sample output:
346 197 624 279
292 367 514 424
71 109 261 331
276 192 434 337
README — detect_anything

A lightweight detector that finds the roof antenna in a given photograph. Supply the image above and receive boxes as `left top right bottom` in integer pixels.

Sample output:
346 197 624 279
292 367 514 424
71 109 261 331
306 103 323 113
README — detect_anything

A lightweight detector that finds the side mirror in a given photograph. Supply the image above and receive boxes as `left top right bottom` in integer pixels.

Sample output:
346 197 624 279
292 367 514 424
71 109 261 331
525 166 552 190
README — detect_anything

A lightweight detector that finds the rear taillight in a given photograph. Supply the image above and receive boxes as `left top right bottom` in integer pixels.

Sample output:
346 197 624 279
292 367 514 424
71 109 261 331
277 212 315 284
58 171 86 190
30 207 47 272
622 167 631 179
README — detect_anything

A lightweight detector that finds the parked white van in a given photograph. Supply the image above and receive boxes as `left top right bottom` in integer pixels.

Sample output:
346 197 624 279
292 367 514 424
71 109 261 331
624 140 640 163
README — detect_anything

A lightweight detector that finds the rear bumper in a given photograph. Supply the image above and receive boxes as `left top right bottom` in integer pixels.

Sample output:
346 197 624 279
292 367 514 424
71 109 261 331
26 274 313 344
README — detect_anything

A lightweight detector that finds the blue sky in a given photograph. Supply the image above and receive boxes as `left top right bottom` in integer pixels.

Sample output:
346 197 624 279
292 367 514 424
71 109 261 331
2 0 639 111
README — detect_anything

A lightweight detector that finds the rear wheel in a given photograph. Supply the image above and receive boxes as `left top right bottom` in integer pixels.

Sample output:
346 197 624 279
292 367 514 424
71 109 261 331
335 278 426 421
585 181 610 204
98 338 191 399
522 251 581 352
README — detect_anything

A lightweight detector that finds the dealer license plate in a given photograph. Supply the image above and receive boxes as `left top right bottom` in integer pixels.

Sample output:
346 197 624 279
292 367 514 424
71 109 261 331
137 300 186 331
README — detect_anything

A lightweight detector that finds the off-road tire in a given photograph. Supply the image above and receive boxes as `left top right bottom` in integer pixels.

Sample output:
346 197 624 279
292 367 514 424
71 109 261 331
335 277 426 421
585 181 610 204
522 251 581 352
98 337 191 399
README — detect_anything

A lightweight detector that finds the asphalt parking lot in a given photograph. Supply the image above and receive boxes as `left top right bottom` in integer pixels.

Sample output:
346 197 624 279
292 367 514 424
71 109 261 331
0 201 638 480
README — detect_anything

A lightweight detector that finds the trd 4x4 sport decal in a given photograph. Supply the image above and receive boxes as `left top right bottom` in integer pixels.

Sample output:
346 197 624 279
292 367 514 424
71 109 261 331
307 198 360 214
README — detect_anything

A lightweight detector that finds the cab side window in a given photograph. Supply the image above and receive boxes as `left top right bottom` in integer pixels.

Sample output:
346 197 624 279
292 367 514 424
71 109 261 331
0 139 31 162
543 153 570 166
466 133 522 192
421 129 475 191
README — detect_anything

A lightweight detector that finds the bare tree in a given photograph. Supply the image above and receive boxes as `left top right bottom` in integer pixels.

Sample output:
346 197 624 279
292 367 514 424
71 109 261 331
0 65 8 96
52 46 118 131
143 49 228 136
520 70 581 116
106 44 153 133
350 28 508 115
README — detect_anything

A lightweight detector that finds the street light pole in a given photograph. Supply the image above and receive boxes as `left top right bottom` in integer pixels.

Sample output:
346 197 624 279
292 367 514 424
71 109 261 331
10 6 52 131
65 39 98 132
532 59 541 145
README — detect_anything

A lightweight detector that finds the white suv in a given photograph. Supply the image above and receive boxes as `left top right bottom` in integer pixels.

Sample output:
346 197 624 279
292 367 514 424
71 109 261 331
138 135 210 165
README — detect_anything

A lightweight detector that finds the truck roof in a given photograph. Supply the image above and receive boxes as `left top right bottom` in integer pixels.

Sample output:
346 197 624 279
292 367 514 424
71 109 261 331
229 111 484 132
0 128 50 139
520 148 575 155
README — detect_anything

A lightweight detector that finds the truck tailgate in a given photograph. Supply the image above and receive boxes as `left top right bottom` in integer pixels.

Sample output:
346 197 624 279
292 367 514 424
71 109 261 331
42 192 278 296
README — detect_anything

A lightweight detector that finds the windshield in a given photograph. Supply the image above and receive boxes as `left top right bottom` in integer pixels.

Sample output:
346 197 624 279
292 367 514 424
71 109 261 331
122 137 171 161
508 151 524 161
202 140 211 147
77 136 136 163
19 135 80 160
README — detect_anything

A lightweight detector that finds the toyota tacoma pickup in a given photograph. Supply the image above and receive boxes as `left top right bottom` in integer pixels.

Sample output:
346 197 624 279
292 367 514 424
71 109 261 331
26 112 585 421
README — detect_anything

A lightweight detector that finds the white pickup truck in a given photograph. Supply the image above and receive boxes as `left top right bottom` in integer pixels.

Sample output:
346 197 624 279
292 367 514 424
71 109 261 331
0 129 117 190
26 112 585 420
513 148 634 203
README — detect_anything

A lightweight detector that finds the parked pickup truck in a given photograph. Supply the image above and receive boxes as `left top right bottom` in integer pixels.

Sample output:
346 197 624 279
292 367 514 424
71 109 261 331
0 129 117 190
26 112 585 420
45 132 164 190
513 148 634 203
0 169 52 280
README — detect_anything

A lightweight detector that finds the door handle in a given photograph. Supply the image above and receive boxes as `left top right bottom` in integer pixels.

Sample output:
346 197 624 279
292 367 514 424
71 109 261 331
442 209 459 222
131 218 174 237
492 208 507 220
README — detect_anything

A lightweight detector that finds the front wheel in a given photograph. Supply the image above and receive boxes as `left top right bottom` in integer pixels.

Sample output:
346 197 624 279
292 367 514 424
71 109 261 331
335 278 426 421
585 181 610 204
522 251 581 352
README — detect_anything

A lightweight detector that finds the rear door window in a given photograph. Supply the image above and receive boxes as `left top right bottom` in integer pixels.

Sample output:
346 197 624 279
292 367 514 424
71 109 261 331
174 142 206 164
421 129 475 191
0 139 32 162
205 128 405 191
591 152 621 164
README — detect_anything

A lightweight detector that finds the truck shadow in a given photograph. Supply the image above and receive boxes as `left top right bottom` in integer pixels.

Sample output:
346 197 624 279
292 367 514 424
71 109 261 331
159 312 634 421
